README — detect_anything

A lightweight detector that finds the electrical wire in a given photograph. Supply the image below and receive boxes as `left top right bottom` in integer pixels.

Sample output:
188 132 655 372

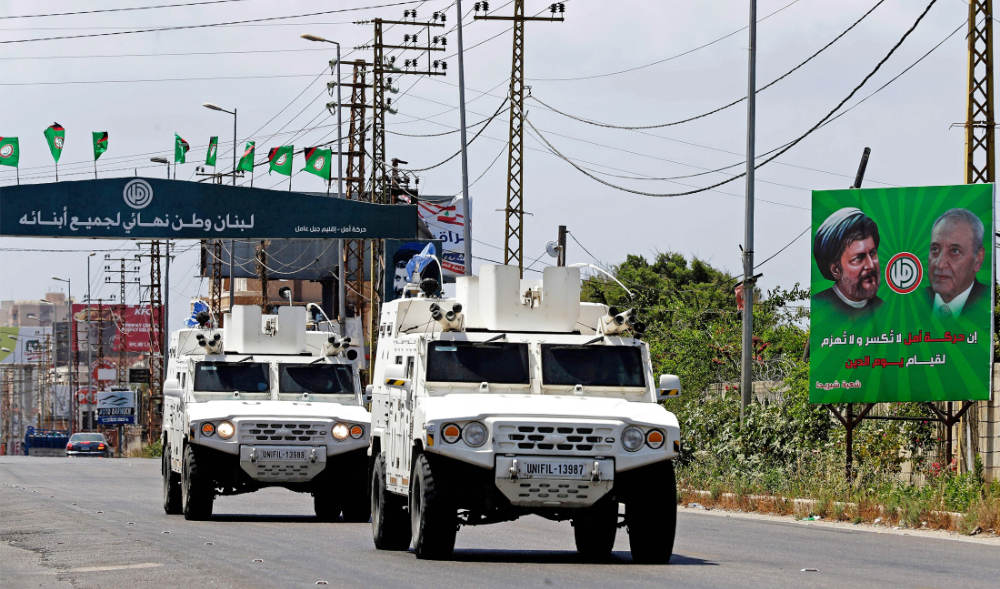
525 0 941 199
402 97 508 172
0 73 331 87
527 0 803 82
754 226 810 270
0 0 251 19
529 0 885 129
0 1 426 45
0 47 333 61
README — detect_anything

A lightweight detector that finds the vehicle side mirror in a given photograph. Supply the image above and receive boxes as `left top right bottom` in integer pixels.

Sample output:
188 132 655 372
657 374 681 401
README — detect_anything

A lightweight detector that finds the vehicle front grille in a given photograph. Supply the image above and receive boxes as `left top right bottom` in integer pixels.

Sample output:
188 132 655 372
494 422 617 455
240 421 329 444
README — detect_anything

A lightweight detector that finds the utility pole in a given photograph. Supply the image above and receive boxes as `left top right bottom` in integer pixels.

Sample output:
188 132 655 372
474 1 565 278
104 254 141 386
960 0 994 472
139 241 164 444
211 241 223 325
456 0 473 276
341 60 370 328
740 0 758 425
256 240 269 311
356 9 447 379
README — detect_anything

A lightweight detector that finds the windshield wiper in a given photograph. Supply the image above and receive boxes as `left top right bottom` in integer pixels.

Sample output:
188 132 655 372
584 336 604 345
484 333 507 343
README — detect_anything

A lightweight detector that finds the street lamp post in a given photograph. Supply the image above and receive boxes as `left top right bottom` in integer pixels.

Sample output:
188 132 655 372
150 157 170 179
86 252 95 430
302 34 346 328
203 102 239 313
50 277 74 434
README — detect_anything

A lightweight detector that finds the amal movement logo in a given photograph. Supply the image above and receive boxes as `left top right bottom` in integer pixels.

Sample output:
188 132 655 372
312 156 325 171
54 137 64 150
0 144 13 158
886 251 922 294
122 179 154 209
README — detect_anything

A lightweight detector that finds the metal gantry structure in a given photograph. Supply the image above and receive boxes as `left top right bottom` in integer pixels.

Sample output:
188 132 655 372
960 0 995 471
474 1 565 278
103 254 141 386
139 241 164 443
340 60 370 325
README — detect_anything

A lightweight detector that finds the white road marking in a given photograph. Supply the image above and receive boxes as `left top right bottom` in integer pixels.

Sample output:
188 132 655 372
65 562 163 573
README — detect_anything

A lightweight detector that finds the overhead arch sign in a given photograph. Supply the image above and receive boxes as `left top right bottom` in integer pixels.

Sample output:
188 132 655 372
0 178 417 239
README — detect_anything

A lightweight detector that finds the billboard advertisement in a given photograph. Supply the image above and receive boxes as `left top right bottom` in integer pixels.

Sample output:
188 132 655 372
0 326 51 364
96 389 136 425
418 197 466 276
810 184 994 403
385 239 445 302
71 304 160 353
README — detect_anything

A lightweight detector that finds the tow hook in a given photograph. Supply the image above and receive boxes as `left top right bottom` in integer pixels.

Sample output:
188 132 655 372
508 459 519 480
249 448 257 463
590 460 601 482
310 448 318 463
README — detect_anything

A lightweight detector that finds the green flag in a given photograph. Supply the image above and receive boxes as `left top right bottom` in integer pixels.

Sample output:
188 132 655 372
302 146 331 180
237 141 255 172
174 133 190 163
268 145 293 176
44 123 65 162
0 136 19 167
205 136 218 166
92 131 108 161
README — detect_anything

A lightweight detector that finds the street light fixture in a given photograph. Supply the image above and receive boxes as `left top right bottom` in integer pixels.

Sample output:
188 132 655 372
203 102 239 313
52 276 75 434
150 157 170 179
302 33 347 327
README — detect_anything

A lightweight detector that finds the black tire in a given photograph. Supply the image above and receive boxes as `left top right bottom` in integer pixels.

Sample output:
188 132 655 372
625 460 677 564
181 444 214 521
371 454 410 550
573 497 618 560
409 453 456 560
313 484 342 522
162 442 182 515
341 479 371 523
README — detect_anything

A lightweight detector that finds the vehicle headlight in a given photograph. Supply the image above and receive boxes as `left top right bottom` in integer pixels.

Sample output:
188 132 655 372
621 426 644 452
645 428 664 449
462 421 488 447
332 423 350 440
216 420 235 440
349 424 364 439
200 422 215 437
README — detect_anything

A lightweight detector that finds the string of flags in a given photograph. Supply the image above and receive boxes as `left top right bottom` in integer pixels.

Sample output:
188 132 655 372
1 124 335 186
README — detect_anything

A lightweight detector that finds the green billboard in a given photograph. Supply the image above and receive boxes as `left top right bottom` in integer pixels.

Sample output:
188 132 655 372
810 184 994 403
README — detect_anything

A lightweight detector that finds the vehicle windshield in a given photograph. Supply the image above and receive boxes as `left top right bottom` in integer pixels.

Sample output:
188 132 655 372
426 341 530 384
69 433 104 442
279 364 355 394
541 344 646 387
194 361 270 392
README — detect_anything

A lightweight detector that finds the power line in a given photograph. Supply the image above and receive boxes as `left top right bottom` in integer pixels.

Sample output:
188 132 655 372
402 97 508 172
0 1 425 45
526 0 941 199
755 226 810 270
527 0 803 82
0 47 333 61
530 0 886 130
0 0 251 20
0 73 328 87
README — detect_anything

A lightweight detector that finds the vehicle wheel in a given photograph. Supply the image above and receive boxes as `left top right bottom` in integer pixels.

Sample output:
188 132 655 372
341 479 371 523
313 484 342 521
625 461 677 564
181 444 214 521
162 442 182 515
409 453 456 560
573 496 618 560
371 454 410 550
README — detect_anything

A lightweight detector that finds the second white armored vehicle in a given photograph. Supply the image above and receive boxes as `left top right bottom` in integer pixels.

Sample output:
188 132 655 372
161 304 370 521
369 265 682 562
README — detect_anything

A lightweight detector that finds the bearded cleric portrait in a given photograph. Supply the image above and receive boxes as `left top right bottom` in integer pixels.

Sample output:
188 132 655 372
812 207 882 319
926 208 987 318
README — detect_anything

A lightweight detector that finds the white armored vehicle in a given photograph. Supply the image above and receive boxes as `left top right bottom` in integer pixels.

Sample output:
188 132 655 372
161 304 370 521
369 265 682 562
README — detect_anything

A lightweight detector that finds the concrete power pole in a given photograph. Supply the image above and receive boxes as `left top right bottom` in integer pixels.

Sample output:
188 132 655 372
474 1 565 278
740 0 758 425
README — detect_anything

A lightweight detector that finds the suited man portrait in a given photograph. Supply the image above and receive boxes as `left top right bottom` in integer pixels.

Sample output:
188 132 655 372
812 207 882 319
927 208 987 318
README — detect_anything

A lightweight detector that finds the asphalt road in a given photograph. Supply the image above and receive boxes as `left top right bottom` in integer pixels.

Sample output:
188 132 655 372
1 456 998 589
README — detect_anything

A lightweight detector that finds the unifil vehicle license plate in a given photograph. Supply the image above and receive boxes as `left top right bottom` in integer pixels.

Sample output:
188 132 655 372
518 458 590 480
257 447 308 462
